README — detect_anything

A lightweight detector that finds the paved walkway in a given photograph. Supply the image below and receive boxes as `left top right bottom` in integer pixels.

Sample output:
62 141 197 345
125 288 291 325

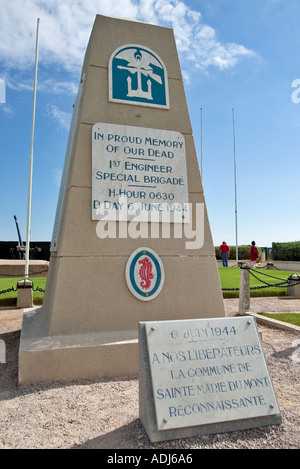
224 296 300 317
1 297 300 334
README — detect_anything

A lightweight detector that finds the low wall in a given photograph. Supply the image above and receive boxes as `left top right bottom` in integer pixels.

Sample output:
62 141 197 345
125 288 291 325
0 260 49 278
268 261 300 271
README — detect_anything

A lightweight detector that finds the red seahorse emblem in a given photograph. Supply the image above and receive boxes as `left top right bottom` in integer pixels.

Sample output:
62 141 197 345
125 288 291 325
138 257 154 290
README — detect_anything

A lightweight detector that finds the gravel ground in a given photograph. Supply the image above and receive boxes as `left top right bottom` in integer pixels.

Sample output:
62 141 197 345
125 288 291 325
0 298 299 449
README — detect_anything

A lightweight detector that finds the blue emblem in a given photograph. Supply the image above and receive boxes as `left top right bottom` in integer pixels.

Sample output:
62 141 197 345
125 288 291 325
109 45 169 108
125 248 165 301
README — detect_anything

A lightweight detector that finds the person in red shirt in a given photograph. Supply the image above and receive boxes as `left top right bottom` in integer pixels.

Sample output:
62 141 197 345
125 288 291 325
250 241 259 268
220 241 230 267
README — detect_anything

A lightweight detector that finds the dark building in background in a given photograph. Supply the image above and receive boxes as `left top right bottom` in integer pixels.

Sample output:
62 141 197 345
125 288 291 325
0 241 50 261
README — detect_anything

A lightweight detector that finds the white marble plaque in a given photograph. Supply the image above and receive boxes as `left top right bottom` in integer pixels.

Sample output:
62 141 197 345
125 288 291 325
145 317 280 431
92 123 189 222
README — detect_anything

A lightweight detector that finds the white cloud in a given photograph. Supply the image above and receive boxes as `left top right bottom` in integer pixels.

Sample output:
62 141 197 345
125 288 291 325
5 74 78 98
0 103 14 118
149 1 255 72
0 0 136 71
0 0 256 80
46 104 71 129
38 79 78 95
0 78 6 103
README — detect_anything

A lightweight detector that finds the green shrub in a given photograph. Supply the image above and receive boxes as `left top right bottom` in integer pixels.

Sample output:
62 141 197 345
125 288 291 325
272 241 300 261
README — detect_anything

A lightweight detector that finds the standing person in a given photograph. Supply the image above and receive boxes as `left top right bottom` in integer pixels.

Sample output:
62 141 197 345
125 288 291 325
250 241 259 268
220 241 230 267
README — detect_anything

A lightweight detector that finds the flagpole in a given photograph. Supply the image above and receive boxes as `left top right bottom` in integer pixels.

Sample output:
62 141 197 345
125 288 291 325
25 18 40 278
232 108 238 264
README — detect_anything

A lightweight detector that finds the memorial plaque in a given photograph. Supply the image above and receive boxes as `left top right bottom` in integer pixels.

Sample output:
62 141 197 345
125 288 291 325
92 122 189 222
139 317 281 441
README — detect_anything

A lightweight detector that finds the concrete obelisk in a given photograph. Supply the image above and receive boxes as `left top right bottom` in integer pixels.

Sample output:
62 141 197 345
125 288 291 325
19 15 225 385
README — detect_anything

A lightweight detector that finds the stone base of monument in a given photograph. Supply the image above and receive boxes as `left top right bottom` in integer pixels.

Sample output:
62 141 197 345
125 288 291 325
139 317 282 443
18 307 138 385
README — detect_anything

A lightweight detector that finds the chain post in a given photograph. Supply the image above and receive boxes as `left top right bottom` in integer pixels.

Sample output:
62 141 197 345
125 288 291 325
238 263 250 314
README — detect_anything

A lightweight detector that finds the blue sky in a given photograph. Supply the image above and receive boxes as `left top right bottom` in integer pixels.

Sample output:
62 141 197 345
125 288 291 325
0 0 299 248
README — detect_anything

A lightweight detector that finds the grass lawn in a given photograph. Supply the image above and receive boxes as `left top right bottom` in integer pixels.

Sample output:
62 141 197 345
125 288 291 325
218 267 298 299
258 313 300 327
0 267 299 306
0 277 46 307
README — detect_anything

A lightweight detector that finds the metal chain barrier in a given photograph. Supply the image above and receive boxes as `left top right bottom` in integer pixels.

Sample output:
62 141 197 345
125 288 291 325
222 265 300 292
221 286 240 291
0 286 17 295
32 284 45 293
248 268 289 282
0 281 45 295
248 267 300 290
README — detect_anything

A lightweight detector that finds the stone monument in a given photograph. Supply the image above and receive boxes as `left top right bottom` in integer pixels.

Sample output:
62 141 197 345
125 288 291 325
19 15 225 385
